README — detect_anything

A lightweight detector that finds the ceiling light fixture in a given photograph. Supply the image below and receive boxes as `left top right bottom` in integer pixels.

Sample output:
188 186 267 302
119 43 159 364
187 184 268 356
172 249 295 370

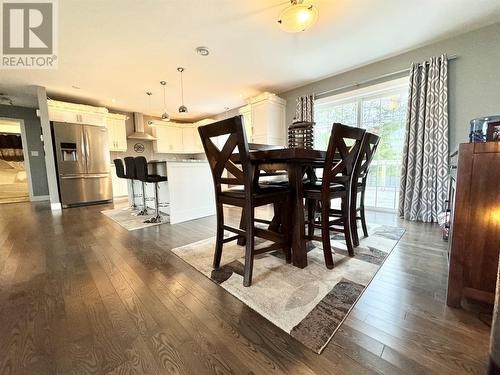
278 0 318 33
160 81 170 121
195 46 210 56
177 67 188 113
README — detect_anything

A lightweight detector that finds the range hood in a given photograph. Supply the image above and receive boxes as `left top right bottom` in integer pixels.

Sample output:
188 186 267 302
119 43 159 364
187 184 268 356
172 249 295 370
128 112 157 140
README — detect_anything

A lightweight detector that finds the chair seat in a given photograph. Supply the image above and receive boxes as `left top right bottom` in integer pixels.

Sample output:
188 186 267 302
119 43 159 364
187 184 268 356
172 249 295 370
144 174 168 183
221 184 289 199
303 180 345 192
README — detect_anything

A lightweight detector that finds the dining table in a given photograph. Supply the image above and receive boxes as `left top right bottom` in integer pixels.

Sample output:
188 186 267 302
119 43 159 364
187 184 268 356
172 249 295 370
234 147 327 269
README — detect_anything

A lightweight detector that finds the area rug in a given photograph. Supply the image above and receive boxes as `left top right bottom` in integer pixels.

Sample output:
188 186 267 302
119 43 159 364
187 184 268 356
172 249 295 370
171 224 405 354
101 207 169 231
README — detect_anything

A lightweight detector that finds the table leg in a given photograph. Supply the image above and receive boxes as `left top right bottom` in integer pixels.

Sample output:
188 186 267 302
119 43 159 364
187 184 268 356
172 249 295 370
289 164 307 268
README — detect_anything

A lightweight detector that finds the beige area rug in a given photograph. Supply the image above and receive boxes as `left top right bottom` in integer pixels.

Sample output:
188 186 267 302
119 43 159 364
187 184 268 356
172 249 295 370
101 207 169 231
172 224 405 354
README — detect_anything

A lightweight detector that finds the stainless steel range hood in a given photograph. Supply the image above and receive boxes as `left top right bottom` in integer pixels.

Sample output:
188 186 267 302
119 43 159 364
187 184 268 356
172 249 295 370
128 112 157 140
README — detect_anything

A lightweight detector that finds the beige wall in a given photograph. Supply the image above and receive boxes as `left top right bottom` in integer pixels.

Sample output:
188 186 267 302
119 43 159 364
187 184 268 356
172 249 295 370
279 22 500 150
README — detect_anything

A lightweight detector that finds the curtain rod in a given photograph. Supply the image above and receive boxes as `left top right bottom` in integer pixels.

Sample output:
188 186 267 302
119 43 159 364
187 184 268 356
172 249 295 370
315 54 458 98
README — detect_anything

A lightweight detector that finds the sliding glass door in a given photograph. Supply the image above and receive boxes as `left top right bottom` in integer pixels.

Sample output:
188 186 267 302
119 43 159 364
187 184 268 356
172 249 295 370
314 78 408 212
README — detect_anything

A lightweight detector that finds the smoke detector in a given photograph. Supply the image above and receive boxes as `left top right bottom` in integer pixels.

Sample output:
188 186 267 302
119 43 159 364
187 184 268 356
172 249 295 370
195 46 210 56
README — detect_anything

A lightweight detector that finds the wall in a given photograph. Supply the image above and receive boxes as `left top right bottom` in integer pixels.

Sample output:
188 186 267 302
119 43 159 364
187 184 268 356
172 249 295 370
279 22 500 150
0 104 49 197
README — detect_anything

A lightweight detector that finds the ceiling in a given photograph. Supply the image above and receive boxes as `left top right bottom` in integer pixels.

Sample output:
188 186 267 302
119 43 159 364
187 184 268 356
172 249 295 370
2 0 500 120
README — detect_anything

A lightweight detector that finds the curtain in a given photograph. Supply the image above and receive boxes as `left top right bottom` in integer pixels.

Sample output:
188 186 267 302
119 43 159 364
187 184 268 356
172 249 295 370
295 94 314 122
399 54 449 222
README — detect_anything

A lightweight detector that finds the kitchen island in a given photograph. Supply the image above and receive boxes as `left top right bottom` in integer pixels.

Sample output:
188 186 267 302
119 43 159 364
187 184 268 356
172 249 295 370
128 160 215 224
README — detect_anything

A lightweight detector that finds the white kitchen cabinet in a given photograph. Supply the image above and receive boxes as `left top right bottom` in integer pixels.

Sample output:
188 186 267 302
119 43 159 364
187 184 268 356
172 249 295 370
248 92 286 146
182 127 195 153
110 164 128 197
106 114 128 151
239 105 252 140
152 123 183 153
47 100 108 126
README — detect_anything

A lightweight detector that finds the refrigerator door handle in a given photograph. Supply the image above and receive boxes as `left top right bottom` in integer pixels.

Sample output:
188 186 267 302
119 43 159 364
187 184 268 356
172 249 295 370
60 175 84 180
85 128 91 168
84 174 109 179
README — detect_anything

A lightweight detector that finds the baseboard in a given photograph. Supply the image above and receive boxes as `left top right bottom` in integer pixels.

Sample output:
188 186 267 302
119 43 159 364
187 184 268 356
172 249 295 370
50 202 62 210
31 195 50 202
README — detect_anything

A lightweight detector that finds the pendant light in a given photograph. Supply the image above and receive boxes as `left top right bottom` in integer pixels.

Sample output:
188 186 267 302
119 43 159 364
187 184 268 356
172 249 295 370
278 0 318 33
146 91 154 126
160 81 170 121
177 67 188 113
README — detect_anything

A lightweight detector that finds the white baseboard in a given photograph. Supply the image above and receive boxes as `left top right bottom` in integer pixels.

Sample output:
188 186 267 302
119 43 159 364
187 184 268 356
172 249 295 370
31 195 50 202
50 202 62 210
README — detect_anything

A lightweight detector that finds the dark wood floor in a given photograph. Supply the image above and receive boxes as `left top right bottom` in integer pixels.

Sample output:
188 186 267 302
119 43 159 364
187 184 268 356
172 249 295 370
0 200 491 374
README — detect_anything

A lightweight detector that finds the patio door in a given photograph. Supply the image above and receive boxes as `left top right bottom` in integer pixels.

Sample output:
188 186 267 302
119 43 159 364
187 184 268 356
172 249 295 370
314 77 409 212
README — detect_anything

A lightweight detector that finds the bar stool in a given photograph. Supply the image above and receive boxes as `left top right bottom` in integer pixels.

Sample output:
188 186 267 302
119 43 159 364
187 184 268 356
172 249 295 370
113 158 127 201
134 156 168 223
124 156 143 214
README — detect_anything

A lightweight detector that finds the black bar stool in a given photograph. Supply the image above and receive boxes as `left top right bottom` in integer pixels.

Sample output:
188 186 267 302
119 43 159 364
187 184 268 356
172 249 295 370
134 156 168 223
124 156 143 214
113 158 126 199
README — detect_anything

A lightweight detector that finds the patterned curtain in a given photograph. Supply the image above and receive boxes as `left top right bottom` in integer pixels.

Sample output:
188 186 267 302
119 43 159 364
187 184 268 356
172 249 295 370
399 54 449 222
295 94 314 122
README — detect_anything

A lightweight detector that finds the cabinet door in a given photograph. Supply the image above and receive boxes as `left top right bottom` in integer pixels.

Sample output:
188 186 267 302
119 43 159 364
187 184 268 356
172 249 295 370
170 126 183 153
239 105 252 140
113 120 127 151
182 127 196 153
48 108 78 123
106 120 117 151
193 126 204 153
153 126 170 153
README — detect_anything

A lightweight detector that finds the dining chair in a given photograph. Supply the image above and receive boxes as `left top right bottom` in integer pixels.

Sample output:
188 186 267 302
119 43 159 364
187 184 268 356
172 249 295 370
198 116 291 287
348 132 380 246
304 123 365 269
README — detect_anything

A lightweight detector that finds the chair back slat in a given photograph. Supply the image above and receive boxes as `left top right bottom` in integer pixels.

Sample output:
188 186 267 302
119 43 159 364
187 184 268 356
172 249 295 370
354 132 380 182
198 116 252 193
323 123 365 192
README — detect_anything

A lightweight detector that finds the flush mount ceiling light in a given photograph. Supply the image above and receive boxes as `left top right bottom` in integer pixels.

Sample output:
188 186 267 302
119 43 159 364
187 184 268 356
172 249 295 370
278 0 318 33
159 81 170 121
177 67 188 113
195 46 210 56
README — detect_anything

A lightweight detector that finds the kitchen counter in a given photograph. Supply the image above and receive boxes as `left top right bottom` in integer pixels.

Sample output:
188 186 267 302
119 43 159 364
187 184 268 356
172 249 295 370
127 159 214 224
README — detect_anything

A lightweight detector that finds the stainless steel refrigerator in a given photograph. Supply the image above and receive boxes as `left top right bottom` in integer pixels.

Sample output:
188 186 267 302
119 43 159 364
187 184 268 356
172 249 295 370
52 122 112 207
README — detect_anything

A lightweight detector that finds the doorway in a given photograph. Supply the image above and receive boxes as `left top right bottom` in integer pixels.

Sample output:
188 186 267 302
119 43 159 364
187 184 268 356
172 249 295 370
0 119 30 204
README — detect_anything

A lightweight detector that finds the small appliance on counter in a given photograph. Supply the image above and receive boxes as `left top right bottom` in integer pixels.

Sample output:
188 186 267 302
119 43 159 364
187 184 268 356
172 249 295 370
469 115 500 142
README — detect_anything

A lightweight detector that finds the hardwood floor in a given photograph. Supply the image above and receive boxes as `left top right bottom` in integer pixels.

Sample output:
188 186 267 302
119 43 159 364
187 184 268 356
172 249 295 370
0 201 491 374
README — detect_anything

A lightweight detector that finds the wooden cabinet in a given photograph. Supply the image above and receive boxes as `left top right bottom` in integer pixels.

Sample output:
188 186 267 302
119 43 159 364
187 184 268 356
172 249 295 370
106 114 128 152
447 142 500 308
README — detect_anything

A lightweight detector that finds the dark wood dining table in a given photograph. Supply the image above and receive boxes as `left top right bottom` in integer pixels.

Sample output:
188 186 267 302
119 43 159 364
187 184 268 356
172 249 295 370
241 148 327 269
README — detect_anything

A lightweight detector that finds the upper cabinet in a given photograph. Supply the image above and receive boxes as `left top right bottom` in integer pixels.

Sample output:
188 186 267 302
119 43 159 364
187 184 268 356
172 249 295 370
47 100 128 152
247 93 286 146
106 113 128 152
152 122 184 153
47 100 108 126
152 120 212 154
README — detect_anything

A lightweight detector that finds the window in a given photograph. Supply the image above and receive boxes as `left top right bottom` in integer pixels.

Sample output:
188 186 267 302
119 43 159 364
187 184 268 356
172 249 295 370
314 77 408 211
